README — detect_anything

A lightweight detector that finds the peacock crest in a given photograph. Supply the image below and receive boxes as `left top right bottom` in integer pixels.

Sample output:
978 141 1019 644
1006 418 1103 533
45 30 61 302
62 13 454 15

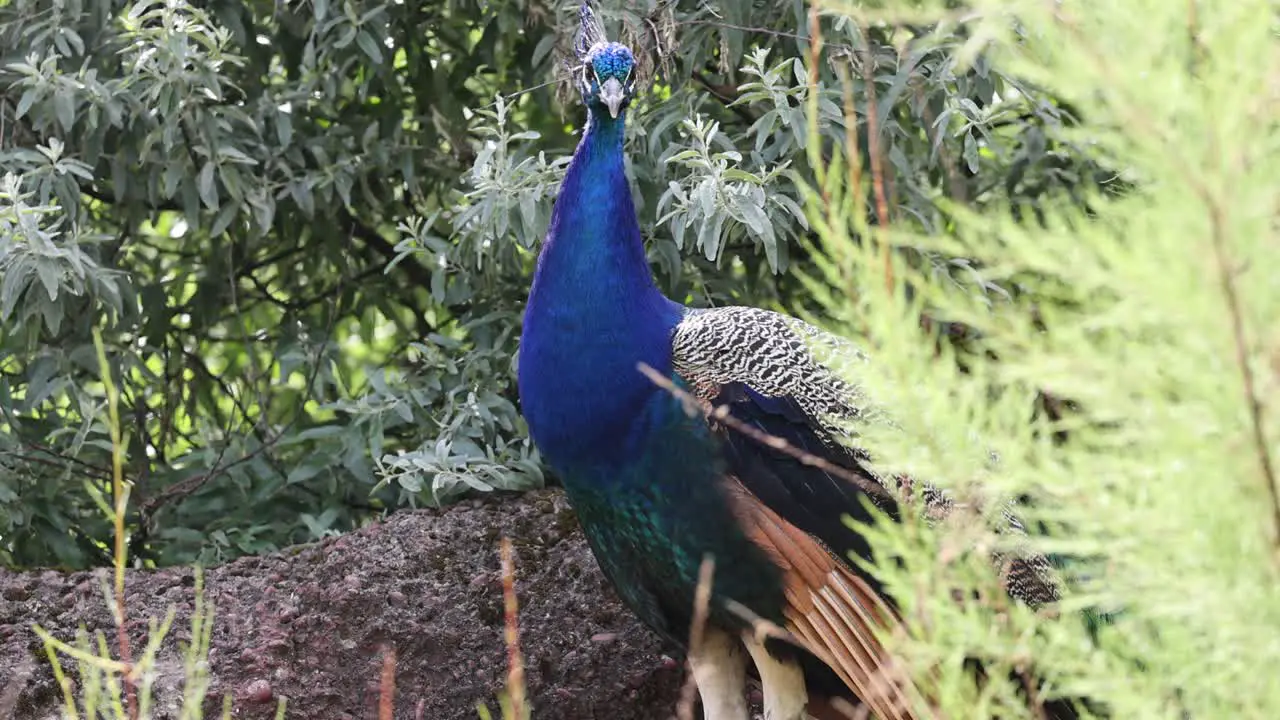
553 2 673 109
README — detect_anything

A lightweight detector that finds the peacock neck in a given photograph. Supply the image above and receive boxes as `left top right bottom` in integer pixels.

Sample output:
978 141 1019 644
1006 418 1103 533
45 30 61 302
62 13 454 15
531 110 658 304
519 107 684 471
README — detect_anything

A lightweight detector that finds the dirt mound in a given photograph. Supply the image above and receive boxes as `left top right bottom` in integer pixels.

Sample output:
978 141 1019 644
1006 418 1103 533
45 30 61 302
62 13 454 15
0 490 685 719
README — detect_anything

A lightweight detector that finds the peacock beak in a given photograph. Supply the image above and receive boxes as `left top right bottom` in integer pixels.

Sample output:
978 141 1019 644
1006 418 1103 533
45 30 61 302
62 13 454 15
600 77 625 119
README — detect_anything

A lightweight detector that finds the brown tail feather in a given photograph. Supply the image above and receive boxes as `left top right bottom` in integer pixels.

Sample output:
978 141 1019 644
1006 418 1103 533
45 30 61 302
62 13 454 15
722 476 924 720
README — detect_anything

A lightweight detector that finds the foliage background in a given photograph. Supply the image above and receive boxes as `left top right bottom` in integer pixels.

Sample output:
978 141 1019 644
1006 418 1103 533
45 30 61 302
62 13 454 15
3 0 1278 718
0 0 1104 570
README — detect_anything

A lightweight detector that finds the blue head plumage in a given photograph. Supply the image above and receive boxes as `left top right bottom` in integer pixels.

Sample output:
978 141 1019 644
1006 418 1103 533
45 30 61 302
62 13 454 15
574 4 636 118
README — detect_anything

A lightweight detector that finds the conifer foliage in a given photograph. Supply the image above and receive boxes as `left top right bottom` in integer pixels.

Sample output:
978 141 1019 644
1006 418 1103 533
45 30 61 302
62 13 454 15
804 1 1280 717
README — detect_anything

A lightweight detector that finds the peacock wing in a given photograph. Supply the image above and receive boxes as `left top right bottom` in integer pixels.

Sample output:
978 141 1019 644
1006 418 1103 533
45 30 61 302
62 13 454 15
672 306 926 717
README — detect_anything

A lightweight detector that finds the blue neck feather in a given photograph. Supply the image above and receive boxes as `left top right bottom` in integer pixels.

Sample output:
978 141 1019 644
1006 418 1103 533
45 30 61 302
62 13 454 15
519 107 684 472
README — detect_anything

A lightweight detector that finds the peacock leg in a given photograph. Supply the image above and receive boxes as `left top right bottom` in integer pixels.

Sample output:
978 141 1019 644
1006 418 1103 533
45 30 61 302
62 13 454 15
689 626 749 720
742 634 808 720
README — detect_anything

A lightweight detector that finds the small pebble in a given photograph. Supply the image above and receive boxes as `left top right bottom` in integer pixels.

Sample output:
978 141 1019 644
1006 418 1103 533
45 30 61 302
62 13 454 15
244 678 273 704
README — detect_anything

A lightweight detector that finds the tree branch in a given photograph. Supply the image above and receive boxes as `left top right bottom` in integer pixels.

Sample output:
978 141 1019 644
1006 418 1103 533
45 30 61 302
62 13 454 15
691 71 756 126
340 211 431 286
140 306 338 517
1207 196 1280 559
340 210 437 333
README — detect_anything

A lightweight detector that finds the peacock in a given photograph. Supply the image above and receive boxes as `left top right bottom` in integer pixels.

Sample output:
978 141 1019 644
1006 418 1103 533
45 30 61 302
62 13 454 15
518 5 1070 719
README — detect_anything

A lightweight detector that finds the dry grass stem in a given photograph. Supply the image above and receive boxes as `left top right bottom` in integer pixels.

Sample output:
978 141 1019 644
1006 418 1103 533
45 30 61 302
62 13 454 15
500 537 528 719
378 646 396 720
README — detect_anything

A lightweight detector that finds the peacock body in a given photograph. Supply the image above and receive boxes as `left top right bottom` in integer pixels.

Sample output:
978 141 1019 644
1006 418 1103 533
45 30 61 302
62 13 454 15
518 6 1065 719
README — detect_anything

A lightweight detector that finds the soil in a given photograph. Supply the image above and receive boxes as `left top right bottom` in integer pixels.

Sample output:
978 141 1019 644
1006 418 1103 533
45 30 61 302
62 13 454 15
0 489 688 719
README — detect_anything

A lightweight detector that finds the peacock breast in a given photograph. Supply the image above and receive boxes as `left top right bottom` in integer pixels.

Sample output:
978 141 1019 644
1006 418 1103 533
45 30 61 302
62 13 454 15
518 296 679 467
547 387 790 640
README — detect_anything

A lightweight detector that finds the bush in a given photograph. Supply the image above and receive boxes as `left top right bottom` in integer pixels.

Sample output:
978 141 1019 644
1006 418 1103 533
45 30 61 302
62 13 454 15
1 0 1100 570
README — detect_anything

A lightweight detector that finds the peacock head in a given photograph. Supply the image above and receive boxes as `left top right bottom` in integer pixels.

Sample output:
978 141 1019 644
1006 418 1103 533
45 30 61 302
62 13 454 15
574 4 636 119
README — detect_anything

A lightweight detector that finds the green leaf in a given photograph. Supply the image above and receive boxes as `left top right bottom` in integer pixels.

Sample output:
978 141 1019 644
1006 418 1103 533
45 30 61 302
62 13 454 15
772 194 809 231
35 260 60 302
698 216 718 262
292 426 346 442
111 155 129 202
15 88 38 118
393 401 413 423
334 172 353 208
161 160 183 199
0 264 28 322
666 149 701 164
276 113 293 147
518 193 536 236
210 201 238 237
531 34 556 68
198 161 218 209
737 195 768 236
696 181 716 219
53 88 74 132
289 181 314 216
722 169 760 184
356 30 383 64
39 297 62 334
287 464 323 485
334 24 357 49
216 146 258 165
250 192 275 232
396 472 423 493
60 29 85 56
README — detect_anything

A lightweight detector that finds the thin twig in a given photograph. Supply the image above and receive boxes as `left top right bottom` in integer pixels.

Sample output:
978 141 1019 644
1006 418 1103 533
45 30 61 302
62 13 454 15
1207 199 1280 557
1016 666 1049 720
0 450 111 482
676 555 715 720
636 363 894 503
27 441 114 476
835 61 864 302
807 4 828 201
856 46 894 293
474 77 574 113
